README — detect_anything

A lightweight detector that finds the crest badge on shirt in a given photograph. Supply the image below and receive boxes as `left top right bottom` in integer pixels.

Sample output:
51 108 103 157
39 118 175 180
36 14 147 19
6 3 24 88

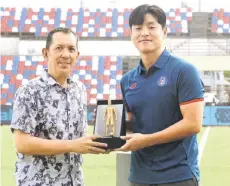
157 76 168 87
130 83 137 89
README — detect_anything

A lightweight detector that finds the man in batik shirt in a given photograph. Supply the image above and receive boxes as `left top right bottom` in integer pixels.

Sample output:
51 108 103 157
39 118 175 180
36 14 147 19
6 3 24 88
11 27 107 186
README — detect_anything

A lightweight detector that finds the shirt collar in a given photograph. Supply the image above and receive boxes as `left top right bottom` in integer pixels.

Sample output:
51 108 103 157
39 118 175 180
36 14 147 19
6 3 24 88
40 69 73 86
137 48 171 75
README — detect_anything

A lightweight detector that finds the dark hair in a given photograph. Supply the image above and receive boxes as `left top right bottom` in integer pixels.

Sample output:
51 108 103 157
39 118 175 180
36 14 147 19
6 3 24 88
46 27 78 49
129 4 166 29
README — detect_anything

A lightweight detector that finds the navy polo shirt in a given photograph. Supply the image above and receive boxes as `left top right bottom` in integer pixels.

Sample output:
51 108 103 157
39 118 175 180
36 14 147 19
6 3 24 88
120 49 204 184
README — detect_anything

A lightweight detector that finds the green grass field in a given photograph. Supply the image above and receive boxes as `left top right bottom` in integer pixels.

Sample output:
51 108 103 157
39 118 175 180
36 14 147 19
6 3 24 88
1 126 230 186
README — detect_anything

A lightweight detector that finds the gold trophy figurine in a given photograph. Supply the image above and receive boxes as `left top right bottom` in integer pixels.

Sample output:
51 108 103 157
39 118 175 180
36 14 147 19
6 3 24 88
104 96 117 136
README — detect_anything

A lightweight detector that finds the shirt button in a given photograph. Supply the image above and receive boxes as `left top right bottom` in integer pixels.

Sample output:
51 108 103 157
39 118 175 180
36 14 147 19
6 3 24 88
70 125 72 127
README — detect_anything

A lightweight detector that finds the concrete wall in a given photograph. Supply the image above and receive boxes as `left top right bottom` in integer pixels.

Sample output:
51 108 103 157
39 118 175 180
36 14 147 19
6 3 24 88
183 56 230 71
17 40 140 56
0 37 19 55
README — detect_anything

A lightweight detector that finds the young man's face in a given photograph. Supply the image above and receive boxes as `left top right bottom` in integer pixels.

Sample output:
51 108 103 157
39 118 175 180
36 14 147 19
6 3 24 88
131 13 167 54
43 32 79 78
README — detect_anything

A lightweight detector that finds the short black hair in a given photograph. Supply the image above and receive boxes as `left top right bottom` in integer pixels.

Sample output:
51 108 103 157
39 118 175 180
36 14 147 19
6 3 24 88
129 4 166 29
45 27 78 49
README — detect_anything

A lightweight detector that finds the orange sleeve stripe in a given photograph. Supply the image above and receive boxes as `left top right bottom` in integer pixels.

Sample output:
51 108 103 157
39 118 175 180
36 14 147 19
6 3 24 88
180 98 204 106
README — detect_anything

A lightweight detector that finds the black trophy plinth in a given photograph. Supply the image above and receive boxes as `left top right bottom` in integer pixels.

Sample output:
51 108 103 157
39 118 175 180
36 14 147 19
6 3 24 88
93 99 126 150
94 136 126 150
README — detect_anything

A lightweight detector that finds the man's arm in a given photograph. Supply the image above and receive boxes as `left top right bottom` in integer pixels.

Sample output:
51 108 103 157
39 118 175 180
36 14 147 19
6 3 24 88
146 101 204 146
13 130 107 155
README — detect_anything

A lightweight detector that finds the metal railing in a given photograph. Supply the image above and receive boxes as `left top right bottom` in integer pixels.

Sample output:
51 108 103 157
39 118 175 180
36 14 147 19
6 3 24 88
166 38 230 56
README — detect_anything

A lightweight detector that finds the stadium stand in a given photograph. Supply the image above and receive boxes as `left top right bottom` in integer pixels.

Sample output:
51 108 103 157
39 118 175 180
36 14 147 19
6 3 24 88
0 7 193 37
0 55 123 105
1 7 230 37
212 8 230 34
0 7 229 111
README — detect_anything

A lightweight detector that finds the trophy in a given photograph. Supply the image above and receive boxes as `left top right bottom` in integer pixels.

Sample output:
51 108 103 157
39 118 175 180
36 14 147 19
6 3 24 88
104 97 117 136
93 94 126 150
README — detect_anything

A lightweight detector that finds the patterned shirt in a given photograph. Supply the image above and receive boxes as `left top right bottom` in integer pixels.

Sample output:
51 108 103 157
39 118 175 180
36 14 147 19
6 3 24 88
11 69 87 186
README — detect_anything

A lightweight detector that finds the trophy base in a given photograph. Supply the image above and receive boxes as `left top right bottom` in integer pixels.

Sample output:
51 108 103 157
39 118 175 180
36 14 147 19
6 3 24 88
93 136 126 150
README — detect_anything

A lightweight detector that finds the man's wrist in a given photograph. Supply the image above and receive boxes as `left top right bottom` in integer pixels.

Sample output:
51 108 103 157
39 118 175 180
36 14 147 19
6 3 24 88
65 139 77 153
145 134 155 147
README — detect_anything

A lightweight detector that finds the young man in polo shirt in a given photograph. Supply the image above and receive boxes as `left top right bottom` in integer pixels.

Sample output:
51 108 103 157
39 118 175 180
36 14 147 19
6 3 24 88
117 4 204 186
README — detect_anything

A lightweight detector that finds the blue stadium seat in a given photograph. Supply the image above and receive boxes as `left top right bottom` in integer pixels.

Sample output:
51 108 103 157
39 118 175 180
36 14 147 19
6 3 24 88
76 8 83 34
54 8 61 28
112 9 118 33
19 8 27 32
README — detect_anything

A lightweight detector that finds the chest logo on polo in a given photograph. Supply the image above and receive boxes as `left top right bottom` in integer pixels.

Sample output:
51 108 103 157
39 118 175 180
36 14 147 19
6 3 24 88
130 83 137 89
157 76 168 87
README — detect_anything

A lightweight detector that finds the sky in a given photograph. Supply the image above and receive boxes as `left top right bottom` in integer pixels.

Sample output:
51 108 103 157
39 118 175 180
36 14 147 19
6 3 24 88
1 0 230 12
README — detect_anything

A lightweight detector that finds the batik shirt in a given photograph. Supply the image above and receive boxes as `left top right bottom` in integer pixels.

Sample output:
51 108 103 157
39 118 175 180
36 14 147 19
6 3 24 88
11 69 87 186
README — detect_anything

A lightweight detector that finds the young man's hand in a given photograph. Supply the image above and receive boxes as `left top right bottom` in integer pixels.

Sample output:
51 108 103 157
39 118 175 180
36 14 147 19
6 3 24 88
115 133 151 152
